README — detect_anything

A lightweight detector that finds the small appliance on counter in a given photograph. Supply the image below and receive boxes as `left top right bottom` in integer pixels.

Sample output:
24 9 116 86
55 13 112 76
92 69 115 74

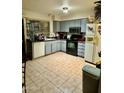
34 33 45 41
57 32 67 39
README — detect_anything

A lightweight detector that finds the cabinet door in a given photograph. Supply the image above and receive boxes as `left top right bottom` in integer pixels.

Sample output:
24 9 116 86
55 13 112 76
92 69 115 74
45 42 51 55
81 18 88 32
64 21 69 32
75 19 81 27
70 20 75 27
60 40 66 52
33 42 45 59
53 21 57 32
60 21 65 32
60 21 69 32
51 41 57 53
56 40 61 51
56 22 60 32
53 21 60 32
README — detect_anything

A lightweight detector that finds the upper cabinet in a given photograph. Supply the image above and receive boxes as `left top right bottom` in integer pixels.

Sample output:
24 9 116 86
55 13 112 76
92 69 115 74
74 19 81 27
60 21 69 32
68 19 81 28
81 18 88 32
60 19 81 32
53 21 60 32
53 18 88 33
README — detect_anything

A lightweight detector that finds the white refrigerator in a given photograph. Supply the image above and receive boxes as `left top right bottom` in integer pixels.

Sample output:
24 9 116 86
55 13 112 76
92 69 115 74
84 23 101 64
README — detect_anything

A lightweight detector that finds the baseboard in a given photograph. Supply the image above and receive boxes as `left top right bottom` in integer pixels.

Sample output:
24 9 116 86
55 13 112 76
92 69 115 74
85 60 96 65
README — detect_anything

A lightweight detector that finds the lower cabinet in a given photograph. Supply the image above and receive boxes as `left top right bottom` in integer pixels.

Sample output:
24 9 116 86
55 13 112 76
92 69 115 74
31 40 67 59
56 40 61 51
78 42 85 57
51 41 57 53
45 40 66 55
45 41 52 55
32 42 45 59
60 40 66 52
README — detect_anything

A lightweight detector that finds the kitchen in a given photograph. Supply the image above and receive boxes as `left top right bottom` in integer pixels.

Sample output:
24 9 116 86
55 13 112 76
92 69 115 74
22 0 101 93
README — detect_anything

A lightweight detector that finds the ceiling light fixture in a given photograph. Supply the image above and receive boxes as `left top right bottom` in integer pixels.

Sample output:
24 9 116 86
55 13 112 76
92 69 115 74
63 7 68 13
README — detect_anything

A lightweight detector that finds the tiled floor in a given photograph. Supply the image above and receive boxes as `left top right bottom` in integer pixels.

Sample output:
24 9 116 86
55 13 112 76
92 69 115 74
25 52 95 93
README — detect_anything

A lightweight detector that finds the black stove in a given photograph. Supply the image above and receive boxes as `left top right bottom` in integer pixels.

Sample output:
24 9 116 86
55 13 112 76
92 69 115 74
66 40 78 56
66 34 83 56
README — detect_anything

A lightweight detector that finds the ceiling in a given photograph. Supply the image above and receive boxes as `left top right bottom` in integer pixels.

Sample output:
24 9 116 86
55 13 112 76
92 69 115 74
22 0 96 19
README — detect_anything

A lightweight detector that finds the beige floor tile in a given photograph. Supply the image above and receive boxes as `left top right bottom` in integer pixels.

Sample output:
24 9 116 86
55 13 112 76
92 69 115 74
60 75 81 93
34 75 50 88
25 52 94 93
35 89 43 93
41 83 63 93
50 76 66 87
26 83 39 92
72 87 82 93
43 70 58 81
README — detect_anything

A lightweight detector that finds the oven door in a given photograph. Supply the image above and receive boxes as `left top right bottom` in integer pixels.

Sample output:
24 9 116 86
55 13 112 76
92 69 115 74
66 41 78 56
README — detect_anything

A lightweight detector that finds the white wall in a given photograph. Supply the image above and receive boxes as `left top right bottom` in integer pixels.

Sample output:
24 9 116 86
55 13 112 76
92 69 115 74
22 9 50 21
60 10 94 21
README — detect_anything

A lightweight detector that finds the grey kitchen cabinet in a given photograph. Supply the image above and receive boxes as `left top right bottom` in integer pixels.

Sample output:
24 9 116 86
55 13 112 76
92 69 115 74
60 21 64 32
68 19 81 27
60 21 69 32
60 19 82 32
78 42 85 57
69 20 75 27
53 21 60 32
65 21 69 32
74 19 81 27
56 40 61 51
45 41 52 55
81 18 88 32
60 20 69 32
45 40 66 55
51 41 57 53
60 40 66 52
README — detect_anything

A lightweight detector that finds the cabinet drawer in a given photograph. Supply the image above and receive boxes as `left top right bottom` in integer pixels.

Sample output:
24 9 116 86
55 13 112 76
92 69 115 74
78 47 85 51
78 52 84 57
78 43 85 45
78 46 85 49
78 51 84 54
78 43 85 48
